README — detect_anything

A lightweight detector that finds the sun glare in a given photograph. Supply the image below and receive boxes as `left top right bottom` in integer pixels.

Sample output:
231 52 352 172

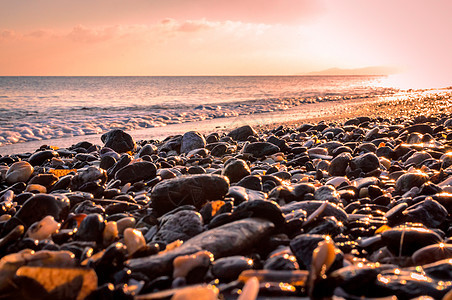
378 73 452 90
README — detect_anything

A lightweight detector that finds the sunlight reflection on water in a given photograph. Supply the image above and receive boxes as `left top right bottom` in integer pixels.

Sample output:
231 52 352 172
377 73 452 90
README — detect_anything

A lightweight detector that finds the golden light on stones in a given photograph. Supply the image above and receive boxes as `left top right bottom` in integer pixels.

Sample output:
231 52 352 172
237 276 259 300
5 161 33 184
378 274 390 285
26 215 61 240
409 272 429 282
123 228 146 256
311 236 336 278
173 251 214 278
48 168 77 178
15 266 98 300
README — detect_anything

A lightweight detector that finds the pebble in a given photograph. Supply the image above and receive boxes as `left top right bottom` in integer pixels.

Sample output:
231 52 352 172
3 115 452 298
5 161 34 184
123 228 146 256
222 159 251 183
180 131 206 154
243 142 280 157
227 125 257 141
152 210 204 244
101 129 136 153
314 185 340 203
27 150 59 166
115 161 157 183
26 215 61 240
349 152 380 173
116 217 136 234
211 256 254 282
328 152 352 176
102 221 119 246
395 171 429 193
150 174 230 215
172 250 213 278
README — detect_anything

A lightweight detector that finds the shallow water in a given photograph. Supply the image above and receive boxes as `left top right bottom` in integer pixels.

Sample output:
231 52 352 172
0 75 395 148
0 95 389 155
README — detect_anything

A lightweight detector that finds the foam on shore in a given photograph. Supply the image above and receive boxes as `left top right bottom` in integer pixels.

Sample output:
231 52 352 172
2 89 450 155
0 91 394 149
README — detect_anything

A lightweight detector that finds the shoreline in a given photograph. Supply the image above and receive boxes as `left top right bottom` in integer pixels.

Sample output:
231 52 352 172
2 87 452 298
1 88 451 155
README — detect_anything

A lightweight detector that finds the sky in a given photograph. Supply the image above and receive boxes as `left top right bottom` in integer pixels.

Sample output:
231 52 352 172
0 0 451 87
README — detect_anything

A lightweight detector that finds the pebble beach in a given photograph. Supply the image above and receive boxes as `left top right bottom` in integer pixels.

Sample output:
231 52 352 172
2 89 452 299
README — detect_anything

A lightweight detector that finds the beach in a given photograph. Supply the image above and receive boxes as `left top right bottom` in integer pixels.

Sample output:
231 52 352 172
3 0 452 297
2 87 452 298
0 75 395 151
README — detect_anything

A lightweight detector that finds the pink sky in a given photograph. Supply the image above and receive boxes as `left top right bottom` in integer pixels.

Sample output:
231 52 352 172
0 0 451 87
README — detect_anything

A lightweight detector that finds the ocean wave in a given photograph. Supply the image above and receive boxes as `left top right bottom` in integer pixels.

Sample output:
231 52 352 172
0 89 400 148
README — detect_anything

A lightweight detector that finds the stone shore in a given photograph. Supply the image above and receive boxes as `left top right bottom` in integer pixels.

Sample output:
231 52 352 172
1 90 452 299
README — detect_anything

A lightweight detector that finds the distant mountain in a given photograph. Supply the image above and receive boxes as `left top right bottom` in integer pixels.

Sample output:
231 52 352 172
306 66 400 76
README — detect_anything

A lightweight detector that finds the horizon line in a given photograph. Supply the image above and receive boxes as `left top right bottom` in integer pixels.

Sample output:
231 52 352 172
0 74 390 77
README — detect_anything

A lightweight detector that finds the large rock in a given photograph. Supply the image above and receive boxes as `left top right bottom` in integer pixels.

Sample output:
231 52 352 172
115 161 157 183
395 172 429 193
126 218 274 278
1 194 70 236
243 142 280 157
180 131 206 154
150 174 230 215
349 152 380 173
101 129 136 153
381 227 442 256
222 159 251 183
227 125 257 141
281 200 348 223
152 210 204 243
402 198 448 228
314 185 340 203
328 152 352 176
27 150 59 166
5 161 34 184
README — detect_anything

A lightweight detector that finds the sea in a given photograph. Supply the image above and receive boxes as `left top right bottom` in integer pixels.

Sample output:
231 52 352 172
0 75 396 153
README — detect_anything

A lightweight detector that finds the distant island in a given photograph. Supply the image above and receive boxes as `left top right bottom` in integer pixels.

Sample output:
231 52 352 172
305 66 400 76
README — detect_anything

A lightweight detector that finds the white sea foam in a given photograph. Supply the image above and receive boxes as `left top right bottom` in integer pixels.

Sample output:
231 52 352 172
0 75 400 148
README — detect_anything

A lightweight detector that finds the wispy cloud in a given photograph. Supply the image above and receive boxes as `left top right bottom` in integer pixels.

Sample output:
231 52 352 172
0 18 306 75
0 29 17 40
67 25 120 43
0 18 274 44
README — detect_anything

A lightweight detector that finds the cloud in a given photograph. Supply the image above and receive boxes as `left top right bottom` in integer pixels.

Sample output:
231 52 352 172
174 19 214 33
0 29 17 40
67 25 120 43
25 30 49 38
0 18 305 75
0 0 323 31
160 0 323 24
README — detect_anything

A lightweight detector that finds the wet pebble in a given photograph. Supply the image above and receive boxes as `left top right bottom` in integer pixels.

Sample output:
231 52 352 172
101 129 136 153
152 210 204 244
5 161 34 184
3 115 452 298
180 131 206 154
150 174 230 215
